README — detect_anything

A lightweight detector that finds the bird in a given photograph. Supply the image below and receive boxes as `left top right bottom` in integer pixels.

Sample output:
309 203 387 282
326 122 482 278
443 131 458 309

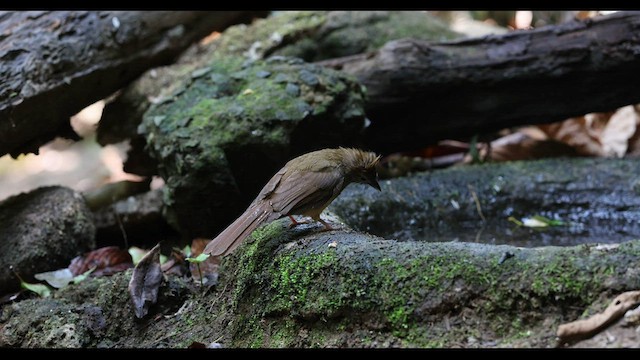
203 147 382 257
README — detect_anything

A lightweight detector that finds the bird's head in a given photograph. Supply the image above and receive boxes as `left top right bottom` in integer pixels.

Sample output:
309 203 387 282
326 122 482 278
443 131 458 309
341 147 382 191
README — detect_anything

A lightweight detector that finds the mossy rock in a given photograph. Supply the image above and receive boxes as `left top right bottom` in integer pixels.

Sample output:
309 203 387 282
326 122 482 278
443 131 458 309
0 270 193 348
141 56 367 237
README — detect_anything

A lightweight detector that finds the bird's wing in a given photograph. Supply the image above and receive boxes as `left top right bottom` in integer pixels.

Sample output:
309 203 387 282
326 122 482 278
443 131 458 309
268 168 343 215
254 167 287 203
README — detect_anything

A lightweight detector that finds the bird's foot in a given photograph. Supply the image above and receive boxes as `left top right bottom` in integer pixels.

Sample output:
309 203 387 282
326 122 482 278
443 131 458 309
288 215 308 228
289 215 333 230
317 218 333 231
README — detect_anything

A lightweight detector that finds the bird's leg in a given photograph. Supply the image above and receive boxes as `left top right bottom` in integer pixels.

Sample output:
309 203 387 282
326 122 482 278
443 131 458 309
288 215 301 228
317 217 333 231
289 215 332 230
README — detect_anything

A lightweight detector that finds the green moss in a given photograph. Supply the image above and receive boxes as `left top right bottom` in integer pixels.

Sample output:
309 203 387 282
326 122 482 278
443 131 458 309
271 11 460 61
232 235 640 347
230 221 286 309
215 11 328 59
268 251 337 313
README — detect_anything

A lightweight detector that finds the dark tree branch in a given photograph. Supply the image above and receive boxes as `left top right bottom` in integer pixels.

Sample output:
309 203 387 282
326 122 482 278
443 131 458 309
0 11 266 158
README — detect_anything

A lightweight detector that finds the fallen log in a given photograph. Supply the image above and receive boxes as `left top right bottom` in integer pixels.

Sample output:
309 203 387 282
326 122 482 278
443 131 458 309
319 11 640 153
0 11 265 158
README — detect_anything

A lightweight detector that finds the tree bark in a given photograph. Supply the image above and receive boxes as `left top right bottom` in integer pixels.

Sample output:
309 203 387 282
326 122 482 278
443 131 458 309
0 11 265 158
319 11 640 154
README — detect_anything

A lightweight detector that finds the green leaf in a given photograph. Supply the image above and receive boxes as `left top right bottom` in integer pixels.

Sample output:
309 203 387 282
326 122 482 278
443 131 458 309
128 247 149 266
186 253 210 263
507 216 523 227
522 217 549 228
72 267 95 284
182 245 192 257
21 281 52 297
531 215 565 226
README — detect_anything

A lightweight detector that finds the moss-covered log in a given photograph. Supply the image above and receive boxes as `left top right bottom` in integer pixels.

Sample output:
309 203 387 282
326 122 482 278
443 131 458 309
0 10 265 158
220 225 640 347
1 219 638 348
320 11 640 153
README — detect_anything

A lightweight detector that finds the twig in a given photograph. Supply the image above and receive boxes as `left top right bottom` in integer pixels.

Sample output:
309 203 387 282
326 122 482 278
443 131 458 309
208 282 229 312
467 184 486 222
114 209 129 249
557 290 640 346
474 223 486 243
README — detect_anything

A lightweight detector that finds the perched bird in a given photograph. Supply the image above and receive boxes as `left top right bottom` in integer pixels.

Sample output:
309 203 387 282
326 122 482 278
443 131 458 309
204 147 381 257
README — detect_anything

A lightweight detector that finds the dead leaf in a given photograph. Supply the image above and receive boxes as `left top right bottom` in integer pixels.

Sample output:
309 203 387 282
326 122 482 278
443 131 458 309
69 246 133 276
538 116 604 156
600 105 637 157
128 243 163 318
538 106 638 158
160 247 188 276
190 238 209 256
622 105 640 156
463 131 579 163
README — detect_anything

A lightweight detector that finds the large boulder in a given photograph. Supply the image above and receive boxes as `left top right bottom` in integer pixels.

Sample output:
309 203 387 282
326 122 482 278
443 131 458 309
141 56 367 237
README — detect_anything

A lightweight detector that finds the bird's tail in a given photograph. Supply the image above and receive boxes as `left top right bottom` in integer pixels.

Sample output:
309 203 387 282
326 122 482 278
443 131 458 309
204 202 277 257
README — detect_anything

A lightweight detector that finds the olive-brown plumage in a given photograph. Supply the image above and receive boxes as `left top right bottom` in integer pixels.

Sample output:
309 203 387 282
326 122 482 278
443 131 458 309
204 148 381 257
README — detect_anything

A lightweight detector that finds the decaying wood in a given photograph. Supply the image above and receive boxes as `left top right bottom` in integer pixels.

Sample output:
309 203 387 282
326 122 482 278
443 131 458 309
0 11 265 158
319 11 640 153
557 290 640 346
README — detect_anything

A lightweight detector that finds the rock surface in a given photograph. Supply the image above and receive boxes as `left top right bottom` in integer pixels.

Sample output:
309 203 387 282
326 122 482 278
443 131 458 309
0 186 95 294
331 157 640 247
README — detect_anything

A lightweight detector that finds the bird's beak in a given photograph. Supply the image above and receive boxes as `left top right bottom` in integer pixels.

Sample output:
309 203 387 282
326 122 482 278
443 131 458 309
367 175 381 191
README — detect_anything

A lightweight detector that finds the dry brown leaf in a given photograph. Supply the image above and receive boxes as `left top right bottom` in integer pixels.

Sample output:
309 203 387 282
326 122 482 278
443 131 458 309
128 243 163 319
623 105 640 156
160 258 181 275
69 246 133 276
538 106 638 157
462 131 579 163
190 238 209 256
600 105 638 157
538 116 604 156
160 249 188 276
